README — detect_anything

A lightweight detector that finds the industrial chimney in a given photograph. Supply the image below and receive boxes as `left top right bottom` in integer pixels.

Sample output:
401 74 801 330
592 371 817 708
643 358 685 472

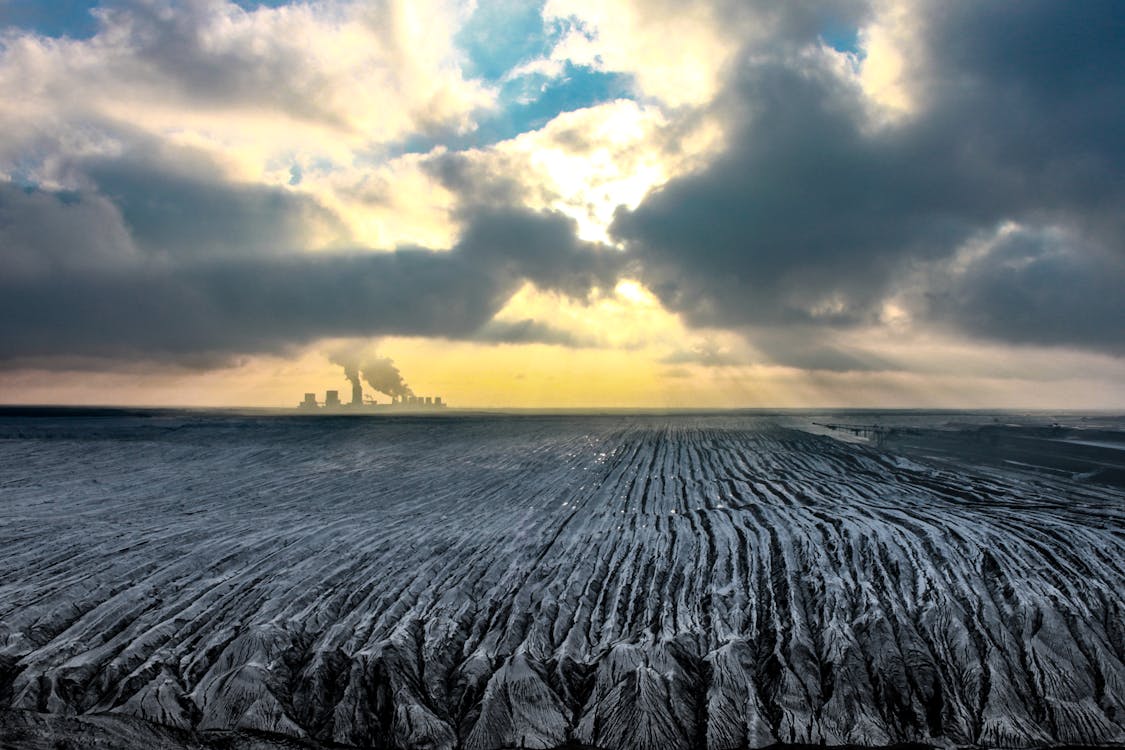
351 381 363 407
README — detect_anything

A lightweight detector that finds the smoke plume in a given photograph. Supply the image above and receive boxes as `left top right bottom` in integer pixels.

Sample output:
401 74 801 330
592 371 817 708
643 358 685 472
341 363 360 392
328 350 361 390
328 344 413 401
360 356 412 399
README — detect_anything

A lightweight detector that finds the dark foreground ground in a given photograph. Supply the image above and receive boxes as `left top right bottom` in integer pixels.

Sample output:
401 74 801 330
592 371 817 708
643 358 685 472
0 410 1122 750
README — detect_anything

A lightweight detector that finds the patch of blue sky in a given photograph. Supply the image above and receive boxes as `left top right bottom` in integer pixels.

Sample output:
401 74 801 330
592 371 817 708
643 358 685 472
455 0 556 83
819 19 861 56
499 62 631 133
262 151 334 187
373 2 626 157
390 63 632 158
230 0 294 9
0 0 101 39
5 150 56 189
0 1 304 40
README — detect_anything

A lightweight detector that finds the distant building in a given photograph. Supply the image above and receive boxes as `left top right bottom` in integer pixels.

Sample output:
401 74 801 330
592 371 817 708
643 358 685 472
296 389 445 410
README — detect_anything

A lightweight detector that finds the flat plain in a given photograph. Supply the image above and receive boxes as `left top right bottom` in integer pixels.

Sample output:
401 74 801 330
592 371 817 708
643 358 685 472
0 411 1123 749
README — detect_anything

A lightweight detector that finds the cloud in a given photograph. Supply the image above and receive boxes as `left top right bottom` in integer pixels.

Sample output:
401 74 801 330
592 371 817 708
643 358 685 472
422 98 707 244
0 0 516 291
610 0 1125 356
0 128 349 268
747 329 897 373
0 183 137 278
471 318 593 347
0 0 491 143
613 59 967 330
0 191 619 366
2 0 1124 395
0 0 626 374
543 0 868 107
925 226 1125 354
79 140 347 258
660 341 745 367
0 0 494 251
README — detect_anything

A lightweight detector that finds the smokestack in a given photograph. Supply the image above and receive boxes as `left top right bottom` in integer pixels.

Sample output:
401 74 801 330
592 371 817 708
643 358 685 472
358 356 412 402
337 363 363 407
329 348 413 403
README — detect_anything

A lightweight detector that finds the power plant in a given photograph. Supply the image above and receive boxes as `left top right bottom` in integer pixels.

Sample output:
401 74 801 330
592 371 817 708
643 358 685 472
299 357 446 411
298 385 446 411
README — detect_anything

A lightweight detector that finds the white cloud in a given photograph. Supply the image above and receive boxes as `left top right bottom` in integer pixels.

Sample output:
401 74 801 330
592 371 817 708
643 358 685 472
542 0 739 107
0 0 732 252
2 0 492 144
431 98 724 243
0 0 494 248
854 0 922 116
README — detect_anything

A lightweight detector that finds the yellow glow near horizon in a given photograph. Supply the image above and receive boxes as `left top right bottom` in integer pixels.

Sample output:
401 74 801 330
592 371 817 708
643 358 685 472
5 329 1125 410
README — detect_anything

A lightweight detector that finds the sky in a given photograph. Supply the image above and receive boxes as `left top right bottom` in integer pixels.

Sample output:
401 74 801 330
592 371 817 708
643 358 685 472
0 0 1123 409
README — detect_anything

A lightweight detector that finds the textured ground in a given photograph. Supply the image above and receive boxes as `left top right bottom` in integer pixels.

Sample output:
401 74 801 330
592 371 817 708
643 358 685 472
0 412 1123 749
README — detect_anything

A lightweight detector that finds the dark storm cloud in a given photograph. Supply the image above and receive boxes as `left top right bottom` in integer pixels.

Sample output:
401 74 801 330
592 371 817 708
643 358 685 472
745 331 893 373
0 184 138 278
614 61 965 330
659 334 891 373
0 179 618 366
456 206 621 299
928 229 1125 355
422 149 627 300
421 150 529 210
2 125 346 263
726 0 870 48
83 149 345 259
0 233 495 364
612 0 1125 353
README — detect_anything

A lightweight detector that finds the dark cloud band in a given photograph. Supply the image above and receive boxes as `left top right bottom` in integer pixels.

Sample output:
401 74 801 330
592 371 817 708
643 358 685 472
0 180 619 366
612 0 1125 355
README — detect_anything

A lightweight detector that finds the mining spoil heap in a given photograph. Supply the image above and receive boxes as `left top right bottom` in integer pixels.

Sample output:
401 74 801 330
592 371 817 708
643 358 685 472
0 412 1122 749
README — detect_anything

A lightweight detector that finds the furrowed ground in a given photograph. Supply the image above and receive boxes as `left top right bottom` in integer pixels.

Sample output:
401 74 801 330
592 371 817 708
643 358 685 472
0 413 1123 749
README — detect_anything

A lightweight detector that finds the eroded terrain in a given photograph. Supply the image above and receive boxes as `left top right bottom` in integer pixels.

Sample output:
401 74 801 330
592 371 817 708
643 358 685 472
1 412 1123 749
